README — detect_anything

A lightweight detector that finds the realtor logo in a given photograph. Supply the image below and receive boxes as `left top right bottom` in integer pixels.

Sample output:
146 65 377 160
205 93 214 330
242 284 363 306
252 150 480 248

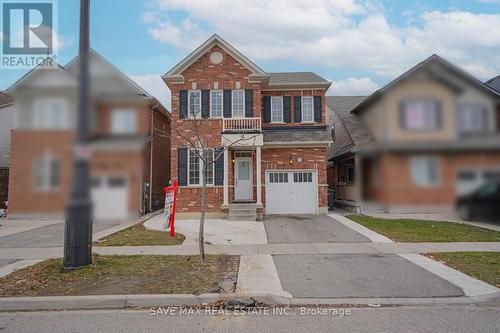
1 0 58 69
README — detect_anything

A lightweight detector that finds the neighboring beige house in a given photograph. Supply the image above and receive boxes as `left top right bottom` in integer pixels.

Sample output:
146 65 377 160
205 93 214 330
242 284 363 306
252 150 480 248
327 54 500 214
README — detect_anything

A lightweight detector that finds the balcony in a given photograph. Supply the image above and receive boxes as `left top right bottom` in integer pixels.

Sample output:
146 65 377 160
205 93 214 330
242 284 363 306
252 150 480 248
222 117 261 133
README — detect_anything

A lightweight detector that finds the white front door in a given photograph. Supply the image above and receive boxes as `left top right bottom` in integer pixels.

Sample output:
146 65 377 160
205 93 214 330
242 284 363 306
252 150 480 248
235 158 253 200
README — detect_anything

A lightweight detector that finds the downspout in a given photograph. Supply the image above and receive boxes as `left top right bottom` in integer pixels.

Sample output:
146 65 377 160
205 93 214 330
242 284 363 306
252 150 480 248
149 103 161 211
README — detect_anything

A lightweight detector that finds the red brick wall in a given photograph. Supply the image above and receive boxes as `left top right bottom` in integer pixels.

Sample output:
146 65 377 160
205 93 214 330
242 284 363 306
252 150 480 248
149 109 171 210
95 101 151 136
0 168 9 209
378 153 500 207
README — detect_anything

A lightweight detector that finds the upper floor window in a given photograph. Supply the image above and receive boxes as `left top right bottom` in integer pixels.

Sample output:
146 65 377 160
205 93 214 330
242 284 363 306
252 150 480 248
400 100 441 130
33 98 67 129
111 109 137 134
189 90 201 118
457 104 488 133
271 96 283 123
302 96 314 122
232 90 245 118
211 90 223 118
188 149 215 186
411 156 439 187
33 154 60 191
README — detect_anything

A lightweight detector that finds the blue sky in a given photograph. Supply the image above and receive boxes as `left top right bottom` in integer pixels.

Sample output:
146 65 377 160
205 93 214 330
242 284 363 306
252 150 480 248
1 0 500 107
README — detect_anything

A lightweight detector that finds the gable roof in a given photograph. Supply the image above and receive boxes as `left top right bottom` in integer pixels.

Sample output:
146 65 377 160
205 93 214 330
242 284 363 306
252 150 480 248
486 75 500 93
352 54 500 114
326 96 372 160
164 34 266 78
0 92 12 107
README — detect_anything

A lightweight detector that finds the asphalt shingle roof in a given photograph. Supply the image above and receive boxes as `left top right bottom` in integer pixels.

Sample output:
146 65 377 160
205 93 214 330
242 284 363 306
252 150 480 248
0 92 12 107
326 96 372 160
268 72 330 86
486 75 500 93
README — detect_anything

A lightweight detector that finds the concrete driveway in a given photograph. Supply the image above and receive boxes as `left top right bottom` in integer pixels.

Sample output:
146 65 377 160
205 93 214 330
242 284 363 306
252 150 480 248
273 254 465 298
264 215 370 243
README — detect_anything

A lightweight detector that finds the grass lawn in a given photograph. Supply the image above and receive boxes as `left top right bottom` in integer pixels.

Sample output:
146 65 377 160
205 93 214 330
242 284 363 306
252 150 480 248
0 254 239 297
96 223 185 246
427 252 500 288
347 215 500 242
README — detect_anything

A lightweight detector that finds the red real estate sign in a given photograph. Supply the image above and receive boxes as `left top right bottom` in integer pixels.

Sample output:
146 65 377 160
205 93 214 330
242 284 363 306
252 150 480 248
162 181 178 236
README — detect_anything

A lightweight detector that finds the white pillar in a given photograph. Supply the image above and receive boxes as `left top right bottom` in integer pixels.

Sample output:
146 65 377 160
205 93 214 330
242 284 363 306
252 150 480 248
256 146 262 206
223 148 229 206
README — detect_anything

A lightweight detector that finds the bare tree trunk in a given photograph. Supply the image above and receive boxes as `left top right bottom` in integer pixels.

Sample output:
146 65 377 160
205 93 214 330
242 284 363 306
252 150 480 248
199 163 207 265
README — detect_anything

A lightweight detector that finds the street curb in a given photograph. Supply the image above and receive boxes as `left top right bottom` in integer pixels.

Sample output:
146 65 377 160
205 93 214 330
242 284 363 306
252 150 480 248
1 292 499 312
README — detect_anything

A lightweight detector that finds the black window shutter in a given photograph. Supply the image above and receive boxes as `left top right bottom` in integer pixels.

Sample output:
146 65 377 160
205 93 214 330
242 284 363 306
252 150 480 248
314 96 322 122
294 96 302 123
283 96 291 123
223 90 232 118
214 148 224 186
178 148 188 186
179 90 188 119
263 96 271 123
245 89 253 117
201 90 210 118
399 102 407 128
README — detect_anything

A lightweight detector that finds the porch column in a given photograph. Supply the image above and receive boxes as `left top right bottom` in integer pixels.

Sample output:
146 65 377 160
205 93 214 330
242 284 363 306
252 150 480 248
223 148 229 206
354 155 362 213
256 146 262 206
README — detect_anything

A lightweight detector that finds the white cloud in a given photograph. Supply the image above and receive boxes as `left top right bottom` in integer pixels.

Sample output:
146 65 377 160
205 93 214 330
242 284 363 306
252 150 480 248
143 1 500 81
129 74 171 109
328 77 379 96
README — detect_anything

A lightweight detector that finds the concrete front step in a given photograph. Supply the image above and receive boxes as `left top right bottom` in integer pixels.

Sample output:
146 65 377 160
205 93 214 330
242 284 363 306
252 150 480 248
229 203 257 221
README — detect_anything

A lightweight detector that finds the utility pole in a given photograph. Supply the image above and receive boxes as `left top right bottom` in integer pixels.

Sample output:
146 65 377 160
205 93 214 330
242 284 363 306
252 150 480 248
63 0 92 269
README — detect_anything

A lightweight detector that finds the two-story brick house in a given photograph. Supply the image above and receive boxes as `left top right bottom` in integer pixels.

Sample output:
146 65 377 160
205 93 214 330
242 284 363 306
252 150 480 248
164 35 332 219
327 54 500 215
7 51 171 220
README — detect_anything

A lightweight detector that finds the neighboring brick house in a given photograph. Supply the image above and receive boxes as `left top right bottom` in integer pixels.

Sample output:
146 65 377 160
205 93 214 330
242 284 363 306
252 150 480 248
6 51 170 220
327 54 500 214
163 35 332 219
0 92 13 210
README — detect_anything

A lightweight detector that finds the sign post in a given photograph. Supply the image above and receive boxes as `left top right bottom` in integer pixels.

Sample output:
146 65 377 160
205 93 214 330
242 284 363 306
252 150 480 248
162 181 178 236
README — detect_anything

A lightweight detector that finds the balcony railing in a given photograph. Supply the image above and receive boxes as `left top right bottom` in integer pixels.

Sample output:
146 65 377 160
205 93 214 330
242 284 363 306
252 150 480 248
335 184 357 202
222 117 261 133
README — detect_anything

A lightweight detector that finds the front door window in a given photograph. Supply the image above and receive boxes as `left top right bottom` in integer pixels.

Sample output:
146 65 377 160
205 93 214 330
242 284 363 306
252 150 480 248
235 158 253 200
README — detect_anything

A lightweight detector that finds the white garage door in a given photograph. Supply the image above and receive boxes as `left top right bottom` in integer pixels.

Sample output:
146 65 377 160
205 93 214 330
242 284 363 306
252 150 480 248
91 176 128 221
456 169 500 197
265 170 317 214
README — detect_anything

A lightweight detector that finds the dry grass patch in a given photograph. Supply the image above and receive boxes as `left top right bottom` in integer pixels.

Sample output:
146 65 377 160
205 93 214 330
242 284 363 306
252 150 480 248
96 223 185 246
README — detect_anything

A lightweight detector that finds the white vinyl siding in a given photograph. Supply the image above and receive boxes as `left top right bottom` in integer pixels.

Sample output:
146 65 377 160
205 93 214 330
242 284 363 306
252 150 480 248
111 109 137 134
232 90 245 118
188 90 201 118
411 157 439 187
210 90 223 118
271 96 283 123
301 96 314 122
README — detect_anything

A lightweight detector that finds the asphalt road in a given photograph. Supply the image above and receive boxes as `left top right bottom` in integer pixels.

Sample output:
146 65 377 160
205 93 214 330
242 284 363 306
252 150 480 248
1 305 499 332
264 215 370 243
273 254 464 298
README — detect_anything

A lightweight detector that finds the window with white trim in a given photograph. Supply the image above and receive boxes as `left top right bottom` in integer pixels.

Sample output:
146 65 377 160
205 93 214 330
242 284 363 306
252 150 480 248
188 90 201 118
33 154 60 191
33 99 67 129
293 172 313 183
457 104 488 133
188 149 215 186
401 100 441 130
302 96 314 122
411 157 439 186
111 109 137 134
232 90 245 117
210 90 223 118
271 96 283 123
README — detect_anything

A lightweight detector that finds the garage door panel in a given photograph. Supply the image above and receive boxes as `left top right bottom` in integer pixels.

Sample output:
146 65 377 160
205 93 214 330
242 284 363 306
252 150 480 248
266 170 317 214
91 176 129 221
